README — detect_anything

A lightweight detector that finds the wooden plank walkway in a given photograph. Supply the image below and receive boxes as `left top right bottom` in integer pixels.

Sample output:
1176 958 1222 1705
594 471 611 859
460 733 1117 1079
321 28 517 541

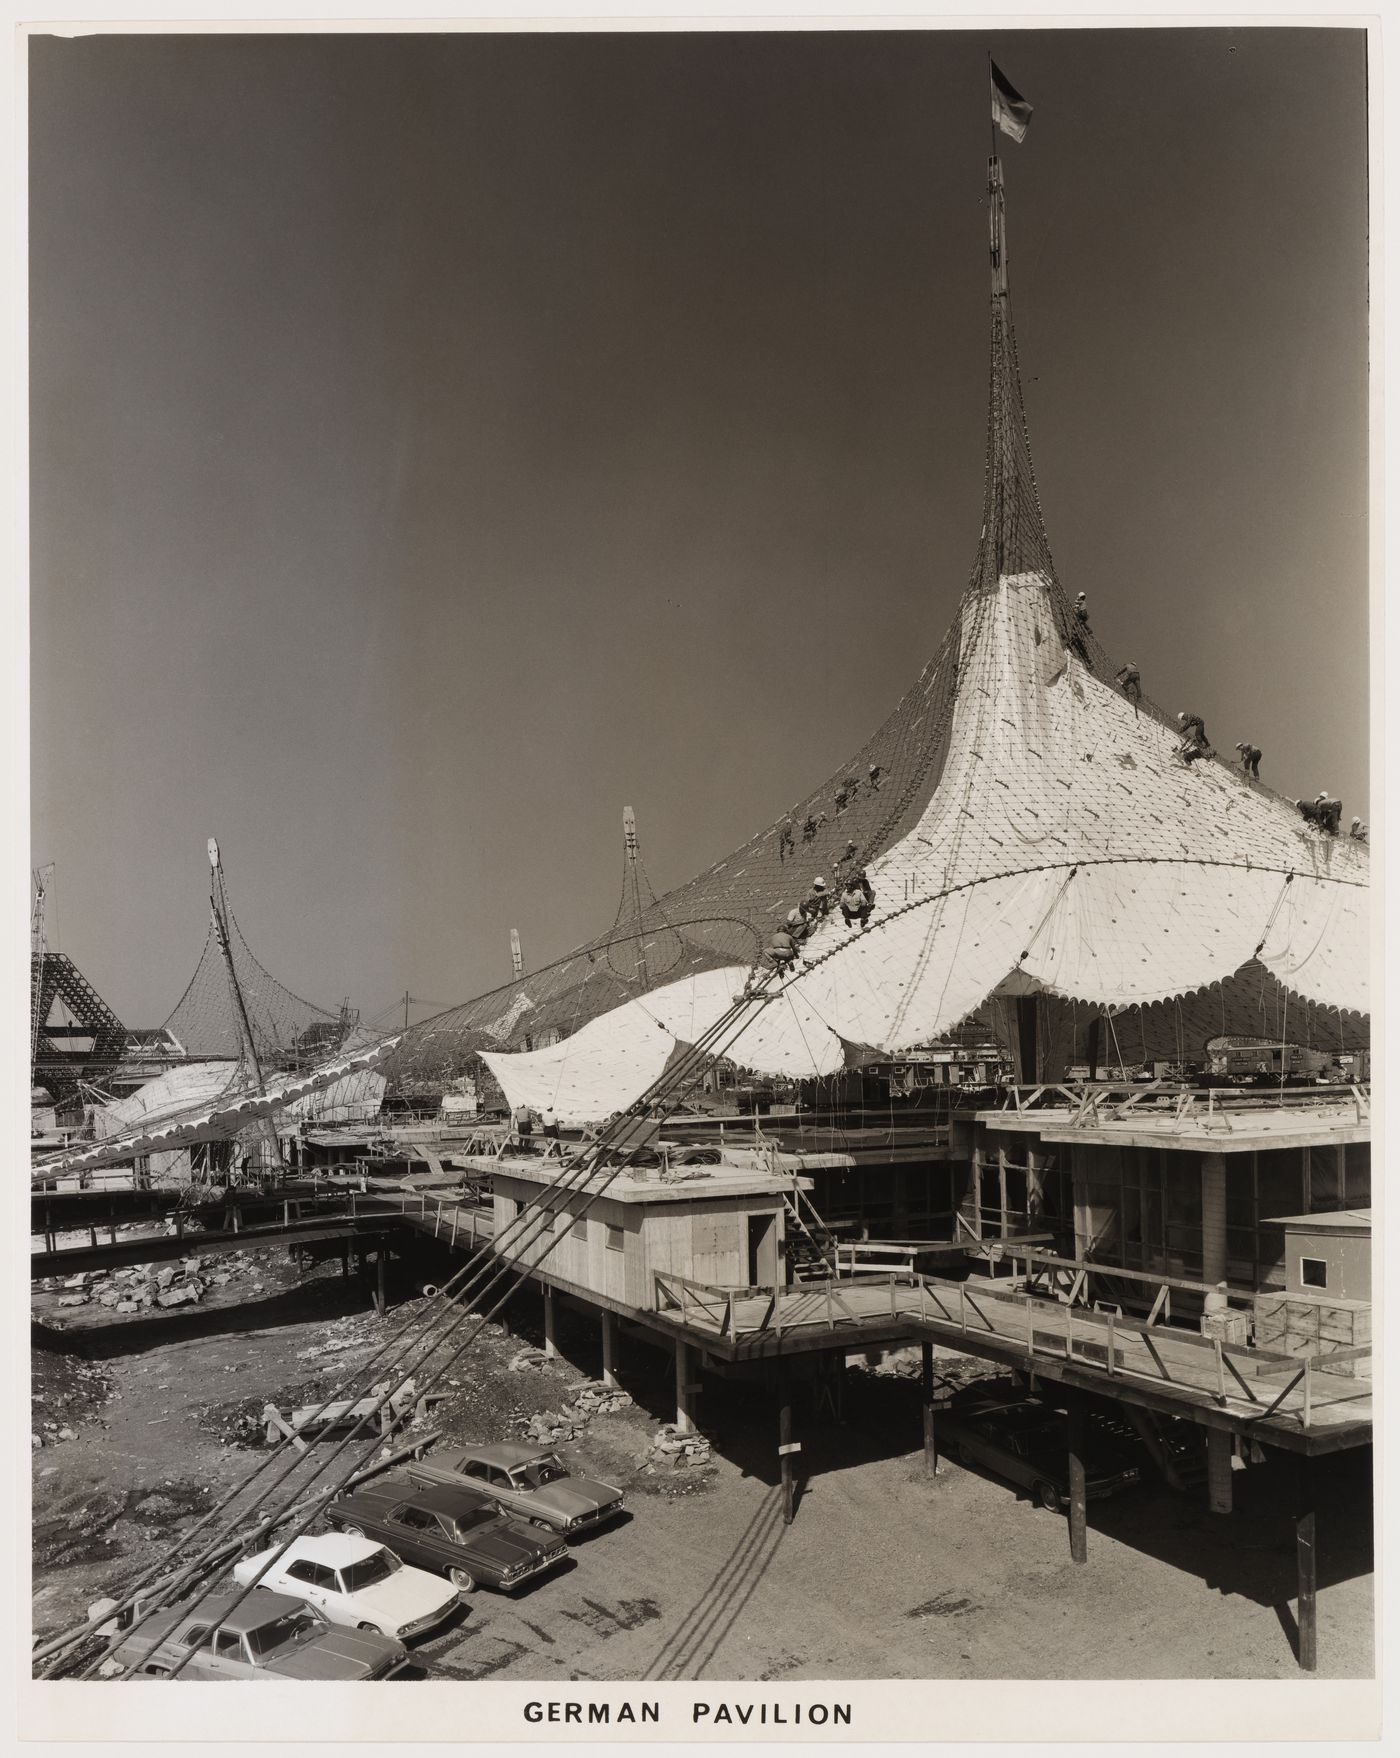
655 1272 1371 1445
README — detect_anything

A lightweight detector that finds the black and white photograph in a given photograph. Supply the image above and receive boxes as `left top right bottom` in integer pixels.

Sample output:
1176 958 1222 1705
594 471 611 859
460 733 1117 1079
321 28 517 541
17 7 1380 1742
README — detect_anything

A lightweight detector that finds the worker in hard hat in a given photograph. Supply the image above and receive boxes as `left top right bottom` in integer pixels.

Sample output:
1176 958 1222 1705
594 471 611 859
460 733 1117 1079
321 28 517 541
840 870 876 930
1176 711 1210 765
1114 662 1141 705
800 876 832 925
867 764 884 791
1351 817 1369 843
1235 741 1262 779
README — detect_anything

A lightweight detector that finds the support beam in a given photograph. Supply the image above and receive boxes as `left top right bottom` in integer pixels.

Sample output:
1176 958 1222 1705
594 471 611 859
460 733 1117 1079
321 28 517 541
1200 1152 1227 1288
1067 1398 1088 1564
779 1389 796 1525
1206 1428 1234 1515
542 1285 558 1360
921 1341 937 1475
374 1249 386 1317
1296 1459 1318 1672
600 1308 619 1389
674 1339 696 1436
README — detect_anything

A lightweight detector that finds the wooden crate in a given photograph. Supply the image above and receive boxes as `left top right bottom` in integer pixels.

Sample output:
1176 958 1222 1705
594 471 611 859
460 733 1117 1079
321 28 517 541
1255 1292 1371 1376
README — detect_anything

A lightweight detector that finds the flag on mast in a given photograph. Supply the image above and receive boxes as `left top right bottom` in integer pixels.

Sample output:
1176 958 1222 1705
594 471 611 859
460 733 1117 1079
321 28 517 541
990 60 1033 144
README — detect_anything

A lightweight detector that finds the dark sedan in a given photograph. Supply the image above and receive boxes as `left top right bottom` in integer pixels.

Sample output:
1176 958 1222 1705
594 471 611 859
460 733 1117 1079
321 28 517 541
325 1476 567 1594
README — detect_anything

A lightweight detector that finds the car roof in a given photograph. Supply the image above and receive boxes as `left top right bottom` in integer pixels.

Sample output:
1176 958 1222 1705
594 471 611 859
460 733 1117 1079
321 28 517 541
457 1442 551 1470
374 1475 495 1515
163 1589 306 1633
289 1532 382 1566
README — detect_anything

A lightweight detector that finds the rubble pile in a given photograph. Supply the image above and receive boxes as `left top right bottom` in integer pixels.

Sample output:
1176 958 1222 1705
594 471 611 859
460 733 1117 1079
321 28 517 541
643 1422 713 1470
34 1251 271 1319
31 1354 114 1449
517 1379 632 1448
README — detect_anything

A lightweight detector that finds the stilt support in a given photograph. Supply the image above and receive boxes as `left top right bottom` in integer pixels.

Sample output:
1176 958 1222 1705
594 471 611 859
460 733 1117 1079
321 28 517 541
1067 1398 1088 1564
779 1388 796 1525
1201 1153 1227 1288
374 1249 386 1317
921 1341 937 1475
1296 1458 1317 1672
600 1309 619 1389
1206 1428 1233 1514
542 1285 558 1359
675 1340 696 1436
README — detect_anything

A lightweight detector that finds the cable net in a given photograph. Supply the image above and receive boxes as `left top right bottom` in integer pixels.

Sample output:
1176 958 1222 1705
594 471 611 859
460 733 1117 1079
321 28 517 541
162 867 358 1070
384 153 1367 1093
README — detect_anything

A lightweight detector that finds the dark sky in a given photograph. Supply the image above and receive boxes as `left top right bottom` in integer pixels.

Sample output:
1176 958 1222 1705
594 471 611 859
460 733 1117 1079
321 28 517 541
29 26 1369 1031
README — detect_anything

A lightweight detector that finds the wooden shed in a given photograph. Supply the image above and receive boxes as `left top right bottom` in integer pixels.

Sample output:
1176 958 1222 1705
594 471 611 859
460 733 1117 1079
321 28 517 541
1261 1208 1371 1303
490 1157 809 1314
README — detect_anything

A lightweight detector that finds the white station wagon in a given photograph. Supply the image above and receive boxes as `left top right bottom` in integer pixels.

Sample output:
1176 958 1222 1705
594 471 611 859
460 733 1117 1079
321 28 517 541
233 1532 459 1642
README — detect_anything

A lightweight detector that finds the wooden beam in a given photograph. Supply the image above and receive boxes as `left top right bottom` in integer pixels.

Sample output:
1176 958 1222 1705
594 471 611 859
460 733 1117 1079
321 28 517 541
1296 1457 1317 1672
779 1387 796 1525
1067 1398 1088 1564
921 1340 937 1476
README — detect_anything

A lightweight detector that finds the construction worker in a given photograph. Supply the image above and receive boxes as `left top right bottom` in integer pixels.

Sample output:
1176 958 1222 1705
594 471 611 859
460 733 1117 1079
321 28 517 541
756 927 800 977
840 870 875 929
867 763 884 791
1236 742 1262 779
833 781 851 815
1114 663 1141 704
1318 793 1343 835
784 906 813 946
800 876 832 924
1295 797 1324 827
1351 817 1369 843
834 838 859 876
512 1102 534 1145
1176 711 1210 765
541 1105 560 1142
801 811 827 844
778 821 795 863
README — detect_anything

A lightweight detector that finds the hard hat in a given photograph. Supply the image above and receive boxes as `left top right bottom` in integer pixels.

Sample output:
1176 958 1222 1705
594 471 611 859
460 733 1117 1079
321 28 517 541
1352 816 1362 826
1317 792 1328 801
1177 711 1186 720
1076 591 1086 600
813 876 827 890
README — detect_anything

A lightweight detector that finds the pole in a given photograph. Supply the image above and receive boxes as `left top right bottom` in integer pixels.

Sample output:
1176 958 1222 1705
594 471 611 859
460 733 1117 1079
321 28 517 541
1067 1398 1088 1564
600 1309 618 1389
542 1285 558 1359
404 991 409 1032
1296 1457 1317 1671
779 1389 795 1525
375 1249 386 1317
921 1341 937 1475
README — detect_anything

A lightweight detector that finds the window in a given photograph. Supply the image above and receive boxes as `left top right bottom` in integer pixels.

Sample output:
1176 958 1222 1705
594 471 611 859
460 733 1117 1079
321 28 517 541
182 1625 210 1649
213 1631 243 1660
461 1460 490 1481
396 1507 437 1531
571 1215 588 1240
340 1549 400 1592
489 1466 514 1488
605 1224 624 1253
1300 1256 1328 1289
286 1560 320 1586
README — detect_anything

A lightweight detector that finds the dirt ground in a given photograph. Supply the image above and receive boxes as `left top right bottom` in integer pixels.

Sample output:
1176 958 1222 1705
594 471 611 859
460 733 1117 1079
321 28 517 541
32 1256 1374 1682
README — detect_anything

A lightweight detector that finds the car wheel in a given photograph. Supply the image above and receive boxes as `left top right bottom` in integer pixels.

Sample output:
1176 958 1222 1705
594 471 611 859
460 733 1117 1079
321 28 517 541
357 1622 380 1634
1035 1481 1064 1514
449 1567 478 1594
529 1518 554 1532
340 1524 365 1538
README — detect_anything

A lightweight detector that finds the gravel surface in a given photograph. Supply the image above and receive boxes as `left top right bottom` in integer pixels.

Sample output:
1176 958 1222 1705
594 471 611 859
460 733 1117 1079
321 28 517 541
32 1271 1373 1681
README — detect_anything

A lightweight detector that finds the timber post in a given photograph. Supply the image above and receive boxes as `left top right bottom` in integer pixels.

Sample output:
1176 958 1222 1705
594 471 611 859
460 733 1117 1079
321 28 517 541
600 1308 619 1388
779 1386 797 1525
921 1340 937 1475
1206 1428 1234 1515
1067 1397 1088 1564
374 1248 386 1317
542 1285 558 1359
675 1339 696 1436
1296 1456 1318 1672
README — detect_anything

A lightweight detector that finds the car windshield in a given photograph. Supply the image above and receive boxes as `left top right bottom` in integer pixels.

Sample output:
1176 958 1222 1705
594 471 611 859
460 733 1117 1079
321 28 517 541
340 1549 402 1592
521 1457 568 1488
453 1508 497 1536
247 1609 323 1656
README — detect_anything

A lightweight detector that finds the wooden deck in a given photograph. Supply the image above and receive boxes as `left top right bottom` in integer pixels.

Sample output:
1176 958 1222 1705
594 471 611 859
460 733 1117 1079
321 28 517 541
649 1270 1371 1453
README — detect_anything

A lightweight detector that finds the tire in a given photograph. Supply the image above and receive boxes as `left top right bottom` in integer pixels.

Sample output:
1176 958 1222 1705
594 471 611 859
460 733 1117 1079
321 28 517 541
1035 1481 1063 1514
529 1517 554 1532
340 1524 365 1539
357 1622 380 1634
448 1567 478 1594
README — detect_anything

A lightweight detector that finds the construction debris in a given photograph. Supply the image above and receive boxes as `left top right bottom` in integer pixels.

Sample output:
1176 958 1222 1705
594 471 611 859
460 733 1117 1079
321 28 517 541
644 1423 712 1469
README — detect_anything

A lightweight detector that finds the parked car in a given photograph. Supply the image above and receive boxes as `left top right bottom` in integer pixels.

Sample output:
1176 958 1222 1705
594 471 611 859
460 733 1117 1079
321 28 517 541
403 1443 625 1536
232 1533 459 1641
101 1588 410 1680
325 1476 567 1593
940 1394 1141 1513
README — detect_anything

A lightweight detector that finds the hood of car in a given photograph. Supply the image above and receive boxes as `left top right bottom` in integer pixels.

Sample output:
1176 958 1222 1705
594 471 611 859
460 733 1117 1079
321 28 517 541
351 1567 459 1625
463 1519 551 1569
264 1627 405 1680
528 1479 621 1519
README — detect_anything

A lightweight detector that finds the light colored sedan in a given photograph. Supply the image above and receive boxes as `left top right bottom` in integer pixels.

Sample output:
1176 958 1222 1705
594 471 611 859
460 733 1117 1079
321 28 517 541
233 1532 459 1641
404 1443 625 1536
